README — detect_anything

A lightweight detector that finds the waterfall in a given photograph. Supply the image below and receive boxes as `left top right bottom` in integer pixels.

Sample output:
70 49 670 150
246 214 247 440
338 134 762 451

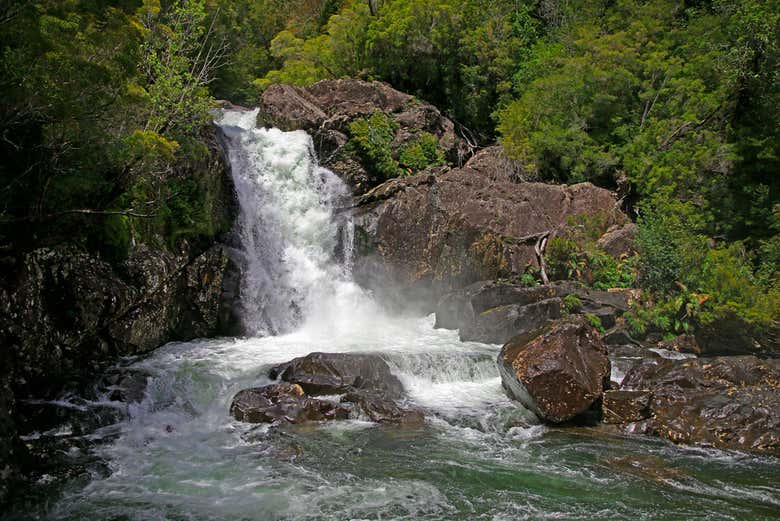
216 108 369 336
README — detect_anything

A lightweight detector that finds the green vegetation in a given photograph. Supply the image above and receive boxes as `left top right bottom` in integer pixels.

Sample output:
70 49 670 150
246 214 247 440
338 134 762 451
347 113 445 179
546 213 637 291
1 0 778 342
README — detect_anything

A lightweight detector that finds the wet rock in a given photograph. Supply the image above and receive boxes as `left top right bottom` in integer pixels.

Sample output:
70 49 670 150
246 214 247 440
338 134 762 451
460 298 564 345
341 392 425 426
498 317 611 423
353 170 628 307
435 281 634 344
96 368 152 404
603 323 640 346
0 375 18 506
596 223 636 258
602 390 653 424
657 334 701 355
618 356 780 455
230 384 349 425
259 79 466 194
269 353 404 399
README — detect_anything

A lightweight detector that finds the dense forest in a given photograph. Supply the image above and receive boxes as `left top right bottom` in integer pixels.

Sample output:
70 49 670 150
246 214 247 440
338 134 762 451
1 0 778 342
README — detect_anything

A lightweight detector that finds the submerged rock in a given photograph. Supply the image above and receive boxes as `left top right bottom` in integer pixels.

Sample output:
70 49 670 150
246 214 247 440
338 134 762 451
341 392 425 426
498 317 610 423
269 352 404 399
230 383 349 425
616 356 780 455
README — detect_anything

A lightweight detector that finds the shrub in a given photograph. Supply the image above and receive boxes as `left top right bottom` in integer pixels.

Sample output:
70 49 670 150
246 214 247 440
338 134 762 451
398 132 446 173
347 112 402 179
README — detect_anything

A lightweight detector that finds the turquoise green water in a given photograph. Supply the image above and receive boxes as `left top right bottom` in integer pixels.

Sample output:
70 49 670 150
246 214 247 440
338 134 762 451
20 316 780 521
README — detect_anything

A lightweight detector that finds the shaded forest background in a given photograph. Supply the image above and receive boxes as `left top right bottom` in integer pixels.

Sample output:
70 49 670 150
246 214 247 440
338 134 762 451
1 0 778 341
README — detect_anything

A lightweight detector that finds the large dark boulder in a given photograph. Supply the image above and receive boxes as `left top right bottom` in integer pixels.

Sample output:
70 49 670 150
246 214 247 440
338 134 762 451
259 79 467 194
230 383 349 424
269 352 404 399
498 317 611 423
615 356 780 455
234 351 423 427
353 163 629 307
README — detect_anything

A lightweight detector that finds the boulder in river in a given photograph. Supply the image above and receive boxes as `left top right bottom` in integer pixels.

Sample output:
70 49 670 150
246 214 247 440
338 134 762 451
341 391 425 426
498 317 610 423
269 352 404 399
230 383 349 424
615 356 780 455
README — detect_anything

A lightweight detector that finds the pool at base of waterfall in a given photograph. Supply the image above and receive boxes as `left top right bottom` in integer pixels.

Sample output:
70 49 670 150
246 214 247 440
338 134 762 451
18 314 780 521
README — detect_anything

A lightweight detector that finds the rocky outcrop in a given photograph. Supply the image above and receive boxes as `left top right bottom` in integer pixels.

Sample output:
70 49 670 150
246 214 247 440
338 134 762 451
435 280 635 344
259 79 467 194
353 164 628 308
613 356 780 455
269 353 404 399
693 311 779 358
498 317 610 423
0 128 240 504
0 243 238 397
596 222 636 258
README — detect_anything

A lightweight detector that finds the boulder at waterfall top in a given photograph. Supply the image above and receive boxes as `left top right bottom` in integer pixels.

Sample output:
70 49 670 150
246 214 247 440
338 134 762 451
258 79 466 194
611 356 780 455
498 317 611 424
232 353 423 426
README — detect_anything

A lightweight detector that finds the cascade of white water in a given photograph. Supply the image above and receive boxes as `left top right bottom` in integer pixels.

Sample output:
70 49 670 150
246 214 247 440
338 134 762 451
215 108 371 336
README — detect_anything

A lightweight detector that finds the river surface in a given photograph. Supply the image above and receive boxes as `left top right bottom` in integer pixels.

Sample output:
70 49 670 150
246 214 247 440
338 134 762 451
16 110 780 520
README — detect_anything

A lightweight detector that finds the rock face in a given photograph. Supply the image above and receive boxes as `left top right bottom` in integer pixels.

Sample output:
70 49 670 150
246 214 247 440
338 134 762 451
602 390 653 424
233 353 422 427
0 243 238 397
498 317 610 423
231 383 349 424
596 223 637 258
259 79 467 194
436 280 635 344
614 356 780 455
269 353 404 399
353 164 628 308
